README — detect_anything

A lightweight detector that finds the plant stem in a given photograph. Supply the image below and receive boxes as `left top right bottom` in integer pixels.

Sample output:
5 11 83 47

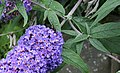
107 54 120 63
61 0 82 26
68 0 82 16
61 19 67 26
0 28 25 37
68 20 82 35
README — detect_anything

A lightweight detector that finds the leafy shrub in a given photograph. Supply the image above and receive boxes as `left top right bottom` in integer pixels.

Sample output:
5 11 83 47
0 0 120 73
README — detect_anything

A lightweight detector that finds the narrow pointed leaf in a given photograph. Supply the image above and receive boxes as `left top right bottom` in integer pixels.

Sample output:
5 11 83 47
0 4 4 16
89 38 109 53
91 22 120 38
73 34 88 43
44 10 49 21
62 48 89 73
62 30 78 36
76 42 84 54
16 2 28 27
91 0 120 27
100 37 120 55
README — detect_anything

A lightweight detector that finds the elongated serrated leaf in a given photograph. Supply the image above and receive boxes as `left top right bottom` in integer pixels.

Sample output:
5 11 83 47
76 42 84 54
62 30 78 36
49 1 65 15
16 2 28 27
100 37 120 55
91 22 120 38
91 0 120 27
62 48 89 73
48 10 61 31
89 38 109 53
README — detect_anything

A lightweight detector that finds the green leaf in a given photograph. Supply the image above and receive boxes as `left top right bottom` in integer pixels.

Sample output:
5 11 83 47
72 17 87 33
64 38 74 49
32 1 46 11
100 37 120 55
43 10 49 21
64 34 88 49
91 22 120 38
73 34 88 43
89 38 109 53
48 10 61 31
91 0 120 27
76 42 84 54
0 35 9 47
49 1 65 16
0 17 22 59
62 30 78 36
16 2 28 27
85 23 90 35
41 0 53 7
0 16 23 59
0 4 4 16
62 48 89 73
0 16 21 46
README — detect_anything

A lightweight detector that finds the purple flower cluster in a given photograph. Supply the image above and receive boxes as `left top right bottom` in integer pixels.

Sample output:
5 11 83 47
1 0 18 22
0 0 2 4
0 25 64 73
1 0 32 22
22 0 32 12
